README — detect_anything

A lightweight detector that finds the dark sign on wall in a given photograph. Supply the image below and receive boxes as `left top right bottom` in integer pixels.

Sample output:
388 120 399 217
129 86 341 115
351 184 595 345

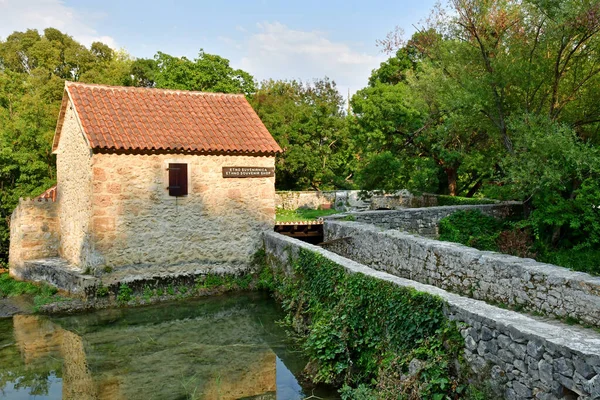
222 167 275 178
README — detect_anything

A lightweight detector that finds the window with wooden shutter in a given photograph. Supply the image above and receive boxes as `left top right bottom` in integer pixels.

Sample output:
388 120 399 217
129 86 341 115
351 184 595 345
168 163 188 196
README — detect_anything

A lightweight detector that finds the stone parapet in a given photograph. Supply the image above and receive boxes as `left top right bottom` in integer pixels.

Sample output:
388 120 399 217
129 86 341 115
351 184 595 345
275 190 440 212
329 202 523 236
263 231 600 399
9 198 60 272
323 220 600 328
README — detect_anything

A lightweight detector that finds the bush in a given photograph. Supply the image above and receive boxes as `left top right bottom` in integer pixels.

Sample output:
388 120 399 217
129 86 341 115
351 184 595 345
538 248 600 276
269 248 470 397
438 210 505 251
439 210 600 275
117 283 133 303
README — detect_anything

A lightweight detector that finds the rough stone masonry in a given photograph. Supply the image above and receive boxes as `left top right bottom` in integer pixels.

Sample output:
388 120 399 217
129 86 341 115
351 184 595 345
324 220 600 328
264 231 600 400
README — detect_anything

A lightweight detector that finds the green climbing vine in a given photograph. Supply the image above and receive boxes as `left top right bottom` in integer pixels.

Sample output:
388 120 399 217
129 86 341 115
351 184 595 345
265 248 481 399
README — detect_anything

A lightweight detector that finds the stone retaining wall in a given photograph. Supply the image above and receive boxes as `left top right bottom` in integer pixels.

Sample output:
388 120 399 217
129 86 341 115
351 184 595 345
323 220 600 328
275 190 439 212
264 231 600 399
334 202 522 236
9 198 60 272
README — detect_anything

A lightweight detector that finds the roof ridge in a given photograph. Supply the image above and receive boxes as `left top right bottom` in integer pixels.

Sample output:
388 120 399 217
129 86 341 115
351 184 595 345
65 81 246 97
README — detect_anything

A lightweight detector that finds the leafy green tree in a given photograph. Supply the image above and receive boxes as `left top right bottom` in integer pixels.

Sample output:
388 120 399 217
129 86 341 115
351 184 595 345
366 0 600 256
0 28 134 265
352 34 498 195
142 50 255 95
250 78 354 190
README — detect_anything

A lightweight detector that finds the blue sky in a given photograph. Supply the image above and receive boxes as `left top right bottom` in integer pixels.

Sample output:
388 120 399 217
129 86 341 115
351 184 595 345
0 0 438 95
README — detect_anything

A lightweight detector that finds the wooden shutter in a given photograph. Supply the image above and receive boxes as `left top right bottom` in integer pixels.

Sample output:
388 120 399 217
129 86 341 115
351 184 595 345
168 163 188 196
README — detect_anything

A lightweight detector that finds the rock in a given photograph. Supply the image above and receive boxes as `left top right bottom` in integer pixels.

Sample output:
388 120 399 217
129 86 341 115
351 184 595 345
573 355 597 380
481 326 494 341
513 381 533 398
465 335 478 351
509 342 527 360
554 358 574 378
514 359 527 373
0 297 32 317
539 360 553 384
527 340 545 360
583 374 600 397
408 358 425 377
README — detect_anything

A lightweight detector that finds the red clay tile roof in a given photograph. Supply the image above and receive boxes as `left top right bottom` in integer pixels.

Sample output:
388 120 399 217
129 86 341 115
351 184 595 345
36 185 57 202
53 82 282 155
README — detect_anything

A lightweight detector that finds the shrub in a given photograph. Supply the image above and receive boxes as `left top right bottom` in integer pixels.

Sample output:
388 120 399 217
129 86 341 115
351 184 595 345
117 283 133 303
269 248 469 397
438 210 505 251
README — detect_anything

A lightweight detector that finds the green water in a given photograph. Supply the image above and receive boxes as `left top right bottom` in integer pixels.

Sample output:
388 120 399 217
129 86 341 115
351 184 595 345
0 292 338 400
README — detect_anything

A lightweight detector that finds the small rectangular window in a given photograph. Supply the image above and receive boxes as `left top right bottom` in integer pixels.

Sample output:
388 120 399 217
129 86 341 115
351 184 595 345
168 163 188 196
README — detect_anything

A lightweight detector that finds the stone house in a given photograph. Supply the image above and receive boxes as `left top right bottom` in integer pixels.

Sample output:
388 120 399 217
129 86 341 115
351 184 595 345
9 82 281 283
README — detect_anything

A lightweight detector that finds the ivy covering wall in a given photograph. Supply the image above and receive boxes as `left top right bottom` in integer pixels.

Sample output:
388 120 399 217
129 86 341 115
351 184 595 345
262 248 483 399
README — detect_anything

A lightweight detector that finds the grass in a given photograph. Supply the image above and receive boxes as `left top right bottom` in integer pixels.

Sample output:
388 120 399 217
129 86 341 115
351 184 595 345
1 272 69 312
0 273 48 297
276 208 340 222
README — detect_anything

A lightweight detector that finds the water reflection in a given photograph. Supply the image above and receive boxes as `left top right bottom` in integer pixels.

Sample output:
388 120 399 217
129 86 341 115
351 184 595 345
0 293 337 400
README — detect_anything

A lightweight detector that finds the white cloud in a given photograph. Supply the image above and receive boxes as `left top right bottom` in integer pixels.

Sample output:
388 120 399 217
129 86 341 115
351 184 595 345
234 22 385 96
0 0 117 48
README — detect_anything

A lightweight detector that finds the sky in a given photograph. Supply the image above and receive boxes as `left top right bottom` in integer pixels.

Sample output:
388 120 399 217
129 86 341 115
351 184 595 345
0 0 439 96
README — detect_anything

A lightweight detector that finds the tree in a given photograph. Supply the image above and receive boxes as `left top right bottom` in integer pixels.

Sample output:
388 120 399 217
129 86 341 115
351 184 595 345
0 28 133 265
136 50 256 95
369 0 600 251
352 31 497 195
250 78 354 190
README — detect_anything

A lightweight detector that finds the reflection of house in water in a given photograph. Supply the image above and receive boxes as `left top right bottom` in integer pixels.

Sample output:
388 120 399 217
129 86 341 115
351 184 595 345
9 302 285 400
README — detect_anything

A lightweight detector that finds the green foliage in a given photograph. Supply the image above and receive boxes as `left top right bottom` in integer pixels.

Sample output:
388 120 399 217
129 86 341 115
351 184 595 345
439 210 600 275
436 196 496 206
250 79 354 190
268 248 468 397
275 207 340 222
117 283 133 304
339 384 378 400
504 115 600 251
538 248 600 276
148 50 255 96
143 285 153 301
32 291 69 313
0 272 65 312
95 282 109 297
166 284 176 296
439 210 506 251
0 273 56 297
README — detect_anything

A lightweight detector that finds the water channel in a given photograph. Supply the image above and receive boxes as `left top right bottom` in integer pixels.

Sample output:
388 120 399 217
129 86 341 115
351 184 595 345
0 292 338 400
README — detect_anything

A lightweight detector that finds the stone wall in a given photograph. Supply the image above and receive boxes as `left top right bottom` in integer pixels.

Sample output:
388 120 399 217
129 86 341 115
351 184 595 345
55 99 94 268
324 220 600 328
264 231 600 400
335 202 522 237
9 198 60 273
275 190 439 212
275 190 368 211
88 153 276 273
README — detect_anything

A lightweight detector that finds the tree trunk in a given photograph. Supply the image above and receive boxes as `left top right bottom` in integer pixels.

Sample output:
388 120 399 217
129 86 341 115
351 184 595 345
445 167 458 196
